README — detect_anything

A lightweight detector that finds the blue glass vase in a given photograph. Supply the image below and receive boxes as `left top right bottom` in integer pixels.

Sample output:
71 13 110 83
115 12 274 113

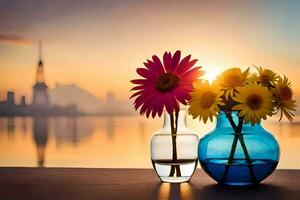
198 111 279 186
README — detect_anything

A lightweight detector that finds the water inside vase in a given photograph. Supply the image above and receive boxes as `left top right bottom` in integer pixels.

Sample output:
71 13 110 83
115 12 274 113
200 158 278 186
151 159 198 183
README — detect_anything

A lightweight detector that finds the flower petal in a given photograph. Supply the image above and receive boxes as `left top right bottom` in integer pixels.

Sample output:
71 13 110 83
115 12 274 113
176 58 198 76
180 67 204 84
163 52 172 72
144 60 164 75
152 55 165 73
175 55 191 75
136 68 159 80
171 50 181 72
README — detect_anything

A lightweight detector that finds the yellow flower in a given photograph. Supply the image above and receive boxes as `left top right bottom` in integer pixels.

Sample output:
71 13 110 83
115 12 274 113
217 68 250 100
188 80 225 123
273 76 297 121
254 66 279 87
232 82 273 125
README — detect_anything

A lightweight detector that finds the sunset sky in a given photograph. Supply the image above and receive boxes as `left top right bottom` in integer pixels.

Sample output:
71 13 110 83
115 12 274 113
0 0 300 103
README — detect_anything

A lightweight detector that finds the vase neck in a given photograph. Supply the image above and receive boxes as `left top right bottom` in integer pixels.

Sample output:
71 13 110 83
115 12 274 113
216 111 263 129
162 109 187 131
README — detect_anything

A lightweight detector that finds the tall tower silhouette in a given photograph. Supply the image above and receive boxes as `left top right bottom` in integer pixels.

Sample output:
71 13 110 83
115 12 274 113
32 41 50 108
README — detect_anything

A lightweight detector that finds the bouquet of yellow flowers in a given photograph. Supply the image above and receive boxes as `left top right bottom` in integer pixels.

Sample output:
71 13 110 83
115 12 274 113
189 66 297 124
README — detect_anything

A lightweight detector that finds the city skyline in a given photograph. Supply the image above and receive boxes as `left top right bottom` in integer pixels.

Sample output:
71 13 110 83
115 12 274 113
0 41 131 112
0 44 135 116
1 0 300 103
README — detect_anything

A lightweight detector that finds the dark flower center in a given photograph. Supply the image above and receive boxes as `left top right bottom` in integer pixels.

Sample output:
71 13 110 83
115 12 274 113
261 75 270 83
246 94 263 110
156 73 179 92
281 86 293 100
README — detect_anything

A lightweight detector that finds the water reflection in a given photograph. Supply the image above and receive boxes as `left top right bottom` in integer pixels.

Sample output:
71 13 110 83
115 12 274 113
21 117 28 134
69 117 78 145
106 117 114 140
139 121 146 145
0 116 300 168
7 117 15 138
52 117 94 148
33 117 48 167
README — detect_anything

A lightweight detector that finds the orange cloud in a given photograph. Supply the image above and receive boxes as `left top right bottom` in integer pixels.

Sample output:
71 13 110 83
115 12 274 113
0 33 31 45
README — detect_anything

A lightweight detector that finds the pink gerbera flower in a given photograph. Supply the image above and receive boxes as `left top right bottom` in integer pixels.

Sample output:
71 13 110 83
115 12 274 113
130 50 204 118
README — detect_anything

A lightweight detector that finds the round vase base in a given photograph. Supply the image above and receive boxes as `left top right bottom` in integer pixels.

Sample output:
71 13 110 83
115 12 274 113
160 176 190 183
200 158 278 186
219 182 259 187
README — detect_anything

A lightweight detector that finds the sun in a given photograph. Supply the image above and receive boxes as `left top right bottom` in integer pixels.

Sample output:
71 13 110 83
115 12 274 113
203 67 220 83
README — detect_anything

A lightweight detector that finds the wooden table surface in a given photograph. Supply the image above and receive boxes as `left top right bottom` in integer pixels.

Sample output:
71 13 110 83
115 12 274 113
0 168 299 200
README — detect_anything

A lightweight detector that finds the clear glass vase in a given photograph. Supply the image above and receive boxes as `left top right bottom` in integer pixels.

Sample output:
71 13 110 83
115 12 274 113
198 111 280 186
151 109 199 183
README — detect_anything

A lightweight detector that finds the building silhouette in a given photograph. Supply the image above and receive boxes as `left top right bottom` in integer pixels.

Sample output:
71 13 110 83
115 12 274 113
0 42 77 116
6 91 15 105
0 91 30 116
20 96 26 106
32 41 50 109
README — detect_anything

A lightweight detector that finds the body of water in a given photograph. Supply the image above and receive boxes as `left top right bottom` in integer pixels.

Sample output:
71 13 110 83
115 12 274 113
0 116 299 169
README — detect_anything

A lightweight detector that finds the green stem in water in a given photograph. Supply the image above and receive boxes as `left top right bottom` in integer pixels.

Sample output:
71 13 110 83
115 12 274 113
221 133 239 183
225 112 243 164
221 112 242 182
239 135 251 163
222 112 257 183
169 110 181 177
239 134 258 183
228 134 239 164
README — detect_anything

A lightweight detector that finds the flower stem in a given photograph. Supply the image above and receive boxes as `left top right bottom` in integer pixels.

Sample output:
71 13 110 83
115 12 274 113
228 134 239 164
222 112 257 183
221 112 241 182
239 134 258 183
221 133 239 183
169 110 181 177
